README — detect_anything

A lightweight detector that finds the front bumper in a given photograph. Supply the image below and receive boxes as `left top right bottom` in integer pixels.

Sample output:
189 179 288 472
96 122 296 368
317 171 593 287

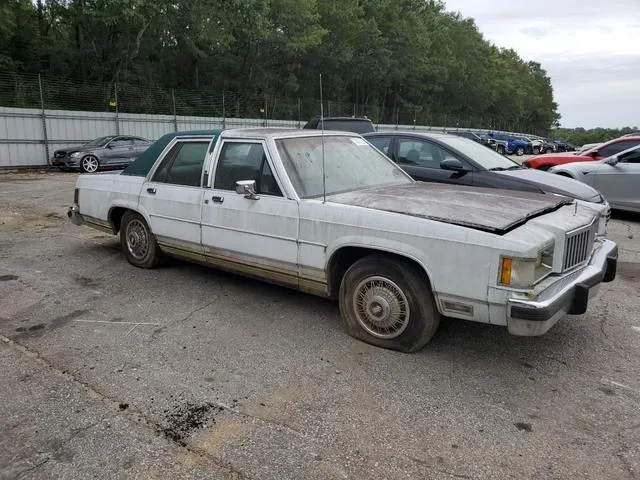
67 204 84 226
52 157 80 168
506 239 617 336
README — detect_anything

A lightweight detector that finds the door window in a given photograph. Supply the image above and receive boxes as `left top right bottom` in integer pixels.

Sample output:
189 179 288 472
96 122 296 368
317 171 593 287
133 138 150 146
599 140 640 157
214 142 283 196
619 149 640 164
151 141 209 187
367 136 393 156
109 138 133 148
396 138 463 169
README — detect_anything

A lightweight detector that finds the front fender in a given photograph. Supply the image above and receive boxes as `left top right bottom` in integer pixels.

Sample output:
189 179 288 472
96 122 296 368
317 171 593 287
325 236 438 292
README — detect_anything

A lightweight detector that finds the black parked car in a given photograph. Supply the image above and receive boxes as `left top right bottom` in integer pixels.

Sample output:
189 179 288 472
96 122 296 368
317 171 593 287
362 131 606 204
303 116 375 134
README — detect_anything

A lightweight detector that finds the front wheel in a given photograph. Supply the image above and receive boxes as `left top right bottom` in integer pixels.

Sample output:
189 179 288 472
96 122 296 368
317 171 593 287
532 146 540 155
497 145 506 155
339 255 440 353
120 211 162 268
80 155 100 173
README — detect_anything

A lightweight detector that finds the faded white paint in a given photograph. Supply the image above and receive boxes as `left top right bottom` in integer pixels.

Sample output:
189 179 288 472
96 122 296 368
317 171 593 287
71 128 617 338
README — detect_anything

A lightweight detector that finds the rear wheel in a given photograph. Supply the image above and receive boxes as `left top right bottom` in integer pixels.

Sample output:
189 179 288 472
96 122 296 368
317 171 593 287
497 145 506 155
516 147 525 156
339 255 440 353
532 146 540 155
120 211 162 268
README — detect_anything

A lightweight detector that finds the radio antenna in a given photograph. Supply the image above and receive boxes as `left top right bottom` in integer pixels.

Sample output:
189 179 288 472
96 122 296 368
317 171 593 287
319 73 326 203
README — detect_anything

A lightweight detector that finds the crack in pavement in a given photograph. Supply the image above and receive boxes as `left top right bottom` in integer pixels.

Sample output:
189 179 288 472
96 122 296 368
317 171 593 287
150 300 216 340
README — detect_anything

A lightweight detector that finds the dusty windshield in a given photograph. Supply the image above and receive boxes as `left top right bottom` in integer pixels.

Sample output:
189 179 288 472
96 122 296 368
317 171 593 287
84 136 114 147
439 136 522 171
275 135 412 198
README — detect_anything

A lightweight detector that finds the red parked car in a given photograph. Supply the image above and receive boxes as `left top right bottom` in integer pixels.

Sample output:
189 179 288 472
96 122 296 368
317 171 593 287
523 135 640 170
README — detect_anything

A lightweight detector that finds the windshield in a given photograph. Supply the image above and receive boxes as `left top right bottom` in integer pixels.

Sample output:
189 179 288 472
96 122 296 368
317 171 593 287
84 136 115 147
276 135 412 199
438 136 521 171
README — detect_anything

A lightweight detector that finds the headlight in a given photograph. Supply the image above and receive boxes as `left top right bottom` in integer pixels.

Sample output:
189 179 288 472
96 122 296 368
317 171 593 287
70 152 81 158
499 245 554 289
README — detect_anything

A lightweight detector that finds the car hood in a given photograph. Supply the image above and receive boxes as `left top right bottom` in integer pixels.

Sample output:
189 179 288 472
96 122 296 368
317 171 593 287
530 152 584 161
55 145 102 155
496 168 602 202
326 183 571 234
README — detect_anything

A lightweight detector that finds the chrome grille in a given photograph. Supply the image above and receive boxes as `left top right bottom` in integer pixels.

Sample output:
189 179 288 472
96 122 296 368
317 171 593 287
562 220 597 271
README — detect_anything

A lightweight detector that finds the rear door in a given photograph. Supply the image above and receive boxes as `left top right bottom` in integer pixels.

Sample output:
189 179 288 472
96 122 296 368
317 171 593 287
392 136 473 185
138 138 210 260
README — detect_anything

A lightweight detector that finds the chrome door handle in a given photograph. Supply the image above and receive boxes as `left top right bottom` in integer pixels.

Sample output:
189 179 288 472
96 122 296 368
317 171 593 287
147 187 156 194
212 195 224 203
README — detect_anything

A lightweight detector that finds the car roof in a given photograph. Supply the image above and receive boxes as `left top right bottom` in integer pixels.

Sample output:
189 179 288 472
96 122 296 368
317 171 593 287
363 131 457 141
221 128 361 140
122 129 222 177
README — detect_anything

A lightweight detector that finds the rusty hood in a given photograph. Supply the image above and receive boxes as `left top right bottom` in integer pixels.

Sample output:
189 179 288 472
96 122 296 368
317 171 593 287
326 183 572 234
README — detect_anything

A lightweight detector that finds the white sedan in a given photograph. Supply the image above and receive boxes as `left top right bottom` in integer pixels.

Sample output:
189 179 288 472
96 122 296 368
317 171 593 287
68 128 617 352
550 144 640 213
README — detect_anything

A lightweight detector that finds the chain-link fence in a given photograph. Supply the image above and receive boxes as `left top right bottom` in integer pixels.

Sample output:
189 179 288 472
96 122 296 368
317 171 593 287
0 71 526 131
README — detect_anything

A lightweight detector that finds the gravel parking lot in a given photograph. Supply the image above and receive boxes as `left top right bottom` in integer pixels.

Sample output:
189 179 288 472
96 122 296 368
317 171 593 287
1 171 639 480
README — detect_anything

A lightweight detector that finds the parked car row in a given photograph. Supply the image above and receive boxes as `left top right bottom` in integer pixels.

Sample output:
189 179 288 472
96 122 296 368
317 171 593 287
68 127 617 354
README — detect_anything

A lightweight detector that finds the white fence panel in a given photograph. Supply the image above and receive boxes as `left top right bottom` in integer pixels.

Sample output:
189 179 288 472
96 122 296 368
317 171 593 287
1 105 527 168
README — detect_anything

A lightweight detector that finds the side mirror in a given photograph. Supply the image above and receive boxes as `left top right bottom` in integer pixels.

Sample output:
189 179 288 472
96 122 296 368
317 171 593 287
440 158 469 172
235 180 259 200
604 157 620 166
588 150 599 158
105 144 112 149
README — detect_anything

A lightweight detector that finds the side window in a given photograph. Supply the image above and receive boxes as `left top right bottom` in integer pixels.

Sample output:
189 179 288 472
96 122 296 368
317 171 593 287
397 138 462 169
151 141 209 187
600 140 640 157
368 136 392 156
109 138 133 148
214 142 283 196
133 138 149 146
620 149 640 164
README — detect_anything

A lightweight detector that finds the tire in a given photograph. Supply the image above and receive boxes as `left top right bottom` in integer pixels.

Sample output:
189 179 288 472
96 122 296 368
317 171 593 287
80 155 100 173
497 145 506 155
532 146 540 155
516 147 525 156
339 255 440 353
120 211 162 268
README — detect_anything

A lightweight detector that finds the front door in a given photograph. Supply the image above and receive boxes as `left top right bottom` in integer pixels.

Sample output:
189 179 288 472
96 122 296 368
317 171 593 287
393 136 473 185
103 137 134 166
592 149 640 210
138 138 211 261
201 140 299 287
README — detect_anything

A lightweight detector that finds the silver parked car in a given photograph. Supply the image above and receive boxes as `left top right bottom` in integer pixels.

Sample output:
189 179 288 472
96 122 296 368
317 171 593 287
550 144 640 213
52 135 152 173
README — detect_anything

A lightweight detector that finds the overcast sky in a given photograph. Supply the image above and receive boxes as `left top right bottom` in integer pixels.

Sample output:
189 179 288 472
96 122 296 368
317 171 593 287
443 0 640 129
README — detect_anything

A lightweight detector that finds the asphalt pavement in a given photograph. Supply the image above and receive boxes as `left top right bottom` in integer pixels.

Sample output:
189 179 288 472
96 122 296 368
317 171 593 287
1 171 639 480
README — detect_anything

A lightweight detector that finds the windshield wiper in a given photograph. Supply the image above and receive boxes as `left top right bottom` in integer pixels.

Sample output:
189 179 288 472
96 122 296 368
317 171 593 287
489 165 523 171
